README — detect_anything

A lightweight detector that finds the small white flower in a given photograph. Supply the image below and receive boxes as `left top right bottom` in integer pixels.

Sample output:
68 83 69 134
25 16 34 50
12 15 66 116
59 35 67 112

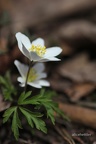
14 60 50 88
15 32 62 62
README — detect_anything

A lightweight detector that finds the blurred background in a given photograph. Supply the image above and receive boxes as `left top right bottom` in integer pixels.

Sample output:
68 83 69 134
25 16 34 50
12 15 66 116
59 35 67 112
0 0 96 143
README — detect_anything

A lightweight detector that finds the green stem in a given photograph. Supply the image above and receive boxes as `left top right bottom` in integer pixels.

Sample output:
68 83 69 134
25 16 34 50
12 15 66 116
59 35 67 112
24 61 32 93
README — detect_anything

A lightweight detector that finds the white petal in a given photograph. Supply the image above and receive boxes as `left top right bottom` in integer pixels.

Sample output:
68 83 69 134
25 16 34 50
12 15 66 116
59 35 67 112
39 57 61 62
16 39 22 51
47 57 61 61
14 60 28 77
32 38 44 47
44 47 62 58
33 63 45 73
17 77 25 83
39 80 50 87
28 82 41 88
19 83 25 87
16 76 25 87
15 32 31 49
36 73 47 80
39 59 49 62
15 32 31 60
22 46 31 60
30 52 41 61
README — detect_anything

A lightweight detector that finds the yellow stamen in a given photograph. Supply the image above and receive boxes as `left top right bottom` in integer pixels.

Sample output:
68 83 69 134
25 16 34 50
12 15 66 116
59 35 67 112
29 44 46 57
27 68 37 82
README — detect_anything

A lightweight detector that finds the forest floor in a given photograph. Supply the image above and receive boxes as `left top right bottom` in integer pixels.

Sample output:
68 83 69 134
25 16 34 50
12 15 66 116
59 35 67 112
0 0 96 143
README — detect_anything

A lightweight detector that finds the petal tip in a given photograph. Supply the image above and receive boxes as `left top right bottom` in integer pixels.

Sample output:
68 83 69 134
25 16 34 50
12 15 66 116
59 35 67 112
15 32 21 38
14 60 18 65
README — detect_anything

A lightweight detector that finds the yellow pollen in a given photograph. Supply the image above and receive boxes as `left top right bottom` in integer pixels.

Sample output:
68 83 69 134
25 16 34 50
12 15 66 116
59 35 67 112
27 68 37 82
29 44 46 57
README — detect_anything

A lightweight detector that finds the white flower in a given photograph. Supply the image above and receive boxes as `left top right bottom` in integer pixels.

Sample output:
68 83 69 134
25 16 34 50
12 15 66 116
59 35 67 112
14 60 50 88
15 32 62 62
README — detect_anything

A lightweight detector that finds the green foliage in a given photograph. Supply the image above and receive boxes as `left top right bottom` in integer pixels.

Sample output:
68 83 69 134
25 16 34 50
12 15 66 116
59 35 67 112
11 107 22 140
18 89 65 125
3 89 66 140
0 71 16 101
3 105 46 140
19 107 47 133
3 106 22 140
18 91 32 104
3 106 17 123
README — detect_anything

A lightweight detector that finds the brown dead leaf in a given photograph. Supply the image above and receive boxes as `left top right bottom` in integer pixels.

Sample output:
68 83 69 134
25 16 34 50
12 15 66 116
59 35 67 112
59 103 96 129
58 53 96 82
0 37 8 52
0 94 10 112
50 78 96 101
50 78 72 93
59 40 75 56
57 21 96 43
65 83 96 102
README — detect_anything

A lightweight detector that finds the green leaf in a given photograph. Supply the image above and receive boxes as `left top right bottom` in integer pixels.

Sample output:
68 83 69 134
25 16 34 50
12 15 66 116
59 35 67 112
3 106 17 123
3 106 22 140
19 107 47 133
47 109 55 125
18 90 53 105
0 71 17 101
53 106 69 121
18 91 32 105
2 88 12 101
17 89 67 128
40 88 45 96
16 110 22 129
12 108 20 140
0 76 7 86
18 89 67 124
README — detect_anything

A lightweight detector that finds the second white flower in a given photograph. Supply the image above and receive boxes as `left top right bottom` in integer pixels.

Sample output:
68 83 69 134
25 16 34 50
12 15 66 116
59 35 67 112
14 60 50 88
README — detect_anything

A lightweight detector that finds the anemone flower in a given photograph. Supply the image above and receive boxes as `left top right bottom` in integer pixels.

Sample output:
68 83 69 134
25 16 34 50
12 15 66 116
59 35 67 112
15 32 62 62
14 60 50 88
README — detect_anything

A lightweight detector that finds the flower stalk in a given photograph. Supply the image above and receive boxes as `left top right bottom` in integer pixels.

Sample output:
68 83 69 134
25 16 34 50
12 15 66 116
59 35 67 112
24 61 32 92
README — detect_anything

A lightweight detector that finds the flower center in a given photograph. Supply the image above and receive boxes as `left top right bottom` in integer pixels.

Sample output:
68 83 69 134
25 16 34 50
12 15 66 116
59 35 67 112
27 68 37 82
29 44 46 57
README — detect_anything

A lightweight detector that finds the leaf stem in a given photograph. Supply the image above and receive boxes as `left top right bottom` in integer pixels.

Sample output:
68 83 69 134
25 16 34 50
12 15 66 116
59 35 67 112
24 61 32 93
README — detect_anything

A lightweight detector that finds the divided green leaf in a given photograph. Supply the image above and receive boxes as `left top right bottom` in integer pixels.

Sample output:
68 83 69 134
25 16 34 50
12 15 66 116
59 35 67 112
11 108 22 140
19 107 47 134
0 71 16 101
18 89 66 125
3 106 16 123
2 89 67 141
18 91 32 104
3 106 22 140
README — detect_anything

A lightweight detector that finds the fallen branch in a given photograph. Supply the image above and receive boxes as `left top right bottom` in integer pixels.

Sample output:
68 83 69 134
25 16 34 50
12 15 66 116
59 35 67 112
59 103 96 128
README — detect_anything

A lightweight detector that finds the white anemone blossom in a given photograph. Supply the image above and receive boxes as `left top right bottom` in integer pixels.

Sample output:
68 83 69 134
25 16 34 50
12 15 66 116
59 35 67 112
15 32 62 62
14 60 50 88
